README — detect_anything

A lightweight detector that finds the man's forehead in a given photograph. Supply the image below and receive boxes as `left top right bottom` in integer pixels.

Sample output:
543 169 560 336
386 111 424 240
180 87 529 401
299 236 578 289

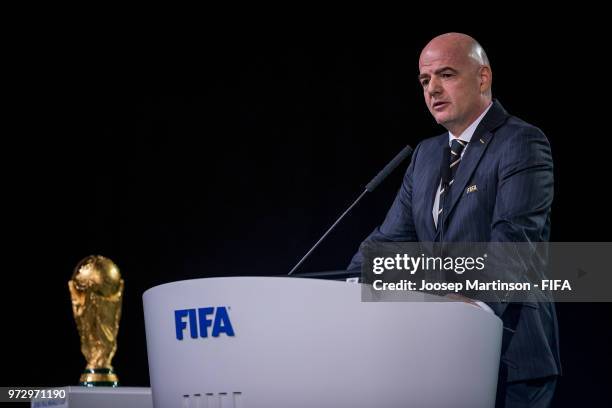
419 57 460 74
419 47 465 73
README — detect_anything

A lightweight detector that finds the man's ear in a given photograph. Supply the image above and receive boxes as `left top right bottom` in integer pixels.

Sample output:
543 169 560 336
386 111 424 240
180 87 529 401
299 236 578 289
479 65 492 93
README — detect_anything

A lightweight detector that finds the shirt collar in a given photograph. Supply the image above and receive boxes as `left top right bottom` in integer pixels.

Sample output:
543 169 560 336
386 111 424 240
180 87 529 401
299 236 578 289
448 102 493 146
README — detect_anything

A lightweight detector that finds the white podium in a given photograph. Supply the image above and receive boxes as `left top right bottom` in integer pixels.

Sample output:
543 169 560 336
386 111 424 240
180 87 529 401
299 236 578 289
143 277 502 408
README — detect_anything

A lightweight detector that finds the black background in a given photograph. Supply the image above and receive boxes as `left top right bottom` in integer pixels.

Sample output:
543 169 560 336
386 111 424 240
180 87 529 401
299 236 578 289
5 25 610 406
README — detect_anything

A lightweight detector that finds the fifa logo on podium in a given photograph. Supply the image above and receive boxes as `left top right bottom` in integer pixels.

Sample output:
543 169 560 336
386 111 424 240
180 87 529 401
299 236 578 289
174 307 235 340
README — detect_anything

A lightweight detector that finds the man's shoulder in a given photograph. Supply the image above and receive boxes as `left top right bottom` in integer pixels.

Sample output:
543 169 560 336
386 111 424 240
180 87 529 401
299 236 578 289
482 100 549 146
495 114 549 147
502 114 542 133
491 113 553 167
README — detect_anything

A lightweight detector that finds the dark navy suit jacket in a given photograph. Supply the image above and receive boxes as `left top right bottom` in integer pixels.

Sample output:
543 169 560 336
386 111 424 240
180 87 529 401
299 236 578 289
348 100 560 382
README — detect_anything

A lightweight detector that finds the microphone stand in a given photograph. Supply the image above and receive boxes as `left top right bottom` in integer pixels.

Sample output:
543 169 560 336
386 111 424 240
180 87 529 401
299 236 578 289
288 144 413 276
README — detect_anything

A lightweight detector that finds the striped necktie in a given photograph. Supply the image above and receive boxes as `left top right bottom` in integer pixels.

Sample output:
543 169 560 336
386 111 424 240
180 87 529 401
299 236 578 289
438 139 467 225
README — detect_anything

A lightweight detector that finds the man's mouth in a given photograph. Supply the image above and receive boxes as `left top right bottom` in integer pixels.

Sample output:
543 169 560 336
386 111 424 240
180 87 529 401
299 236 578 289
432 101 449 111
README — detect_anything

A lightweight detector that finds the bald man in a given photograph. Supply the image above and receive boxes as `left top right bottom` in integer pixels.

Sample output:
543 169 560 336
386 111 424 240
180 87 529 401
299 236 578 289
348 33 560 407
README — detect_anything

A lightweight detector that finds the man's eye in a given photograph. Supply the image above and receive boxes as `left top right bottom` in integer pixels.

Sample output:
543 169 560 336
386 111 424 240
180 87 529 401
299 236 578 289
442 73 454 78
421 80 429 87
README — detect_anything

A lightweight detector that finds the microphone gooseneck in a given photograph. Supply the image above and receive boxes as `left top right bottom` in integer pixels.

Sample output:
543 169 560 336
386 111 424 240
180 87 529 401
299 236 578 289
288 144 414 276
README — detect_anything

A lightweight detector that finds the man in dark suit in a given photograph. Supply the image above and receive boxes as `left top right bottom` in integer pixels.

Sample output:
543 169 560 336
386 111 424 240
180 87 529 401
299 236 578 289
348 33 560 407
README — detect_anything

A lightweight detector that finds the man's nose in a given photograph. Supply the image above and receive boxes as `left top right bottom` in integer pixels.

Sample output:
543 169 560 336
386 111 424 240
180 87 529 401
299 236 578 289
427 77 442 96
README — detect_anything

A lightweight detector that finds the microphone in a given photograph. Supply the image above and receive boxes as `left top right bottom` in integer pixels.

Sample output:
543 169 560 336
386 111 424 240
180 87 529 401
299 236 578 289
288 144 414 276
365 145 415 192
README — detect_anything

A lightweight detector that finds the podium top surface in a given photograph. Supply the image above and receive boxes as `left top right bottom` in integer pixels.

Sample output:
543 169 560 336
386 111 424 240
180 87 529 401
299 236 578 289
143 275 498 322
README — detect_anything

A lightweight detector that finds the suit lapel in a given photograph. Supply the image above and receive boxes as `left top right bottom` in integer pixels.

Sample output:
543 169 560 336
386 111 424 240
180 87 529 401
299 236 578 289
424 136 448 239
434 100 509 241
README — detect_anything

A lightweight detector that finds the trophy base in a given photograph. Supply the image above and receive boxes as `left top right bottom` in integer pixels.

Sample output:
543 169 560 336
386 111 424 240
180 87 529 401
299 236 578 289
79 367 119 387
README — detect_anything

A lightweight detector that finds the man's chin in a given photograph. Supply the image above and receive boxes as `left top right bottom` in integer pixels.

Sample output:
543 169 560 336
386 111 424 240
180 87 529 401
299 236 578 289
433 115 449 126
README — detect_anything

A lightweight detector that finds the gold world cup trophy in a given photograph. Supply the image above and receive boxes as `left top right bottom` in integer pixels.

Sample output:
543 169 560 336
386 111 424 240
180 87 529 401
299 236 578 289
68 255 124 387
